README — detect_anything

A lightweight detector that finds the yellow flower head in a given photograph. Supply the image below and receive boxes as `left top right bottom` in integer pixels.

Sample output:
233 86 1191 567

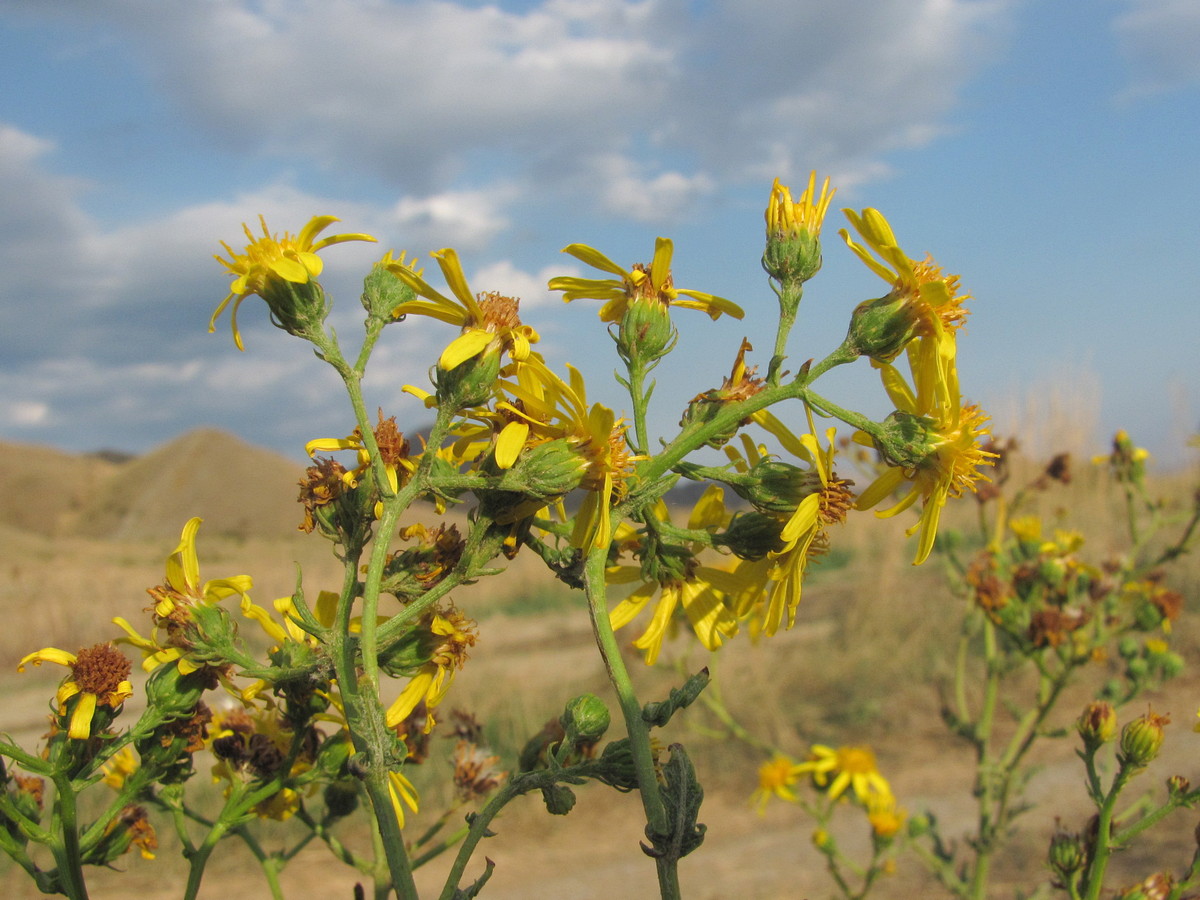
606 487 741 664
750 754 803 813
549 238 743 323
856 355 997 565
388 248 540 370
496 356 640 549
795 744 893 806
840 208 970 340
305 410 419 518
18 643 134 739
766 172 836 240
212 215 377 350
112 517 263 673
385 609 478 733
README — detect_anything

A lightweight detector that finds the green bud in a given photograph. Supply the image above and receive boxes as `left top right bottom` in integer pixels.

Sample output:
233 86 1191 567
434 347 502 410
729 459 819 514
869 410 939 469
323 780 360 819
560 693 611 748
143 664 212 722
497 438 587 499
1077 701 1118 749
721 512 786 560
615 296 677 367
361 256 416 320
677 392 739 449
762 231 822 288
260 276 330 344
906 814 931 838
1048 826 1086 878
1119 711 1170 769
843 291 921 363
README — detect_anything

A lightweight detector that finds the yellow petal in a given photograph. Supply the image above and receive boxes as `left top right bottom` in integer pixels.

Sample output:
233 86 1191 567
439 329 494 370
560 243 628 277
17 647 76 672
494 421 529 469
67 691 97 740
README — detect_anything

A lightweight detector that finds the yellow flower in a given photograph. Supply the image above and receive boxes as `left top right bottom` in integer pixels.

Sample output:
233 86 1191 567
766 171 836 240
723 421 855 636
388 248 540 370
856 356 996 565
113 517 259 673
385 610 477 733
305 411 419 517
795 744 893 805
750 754 804 813
212 215 377 350
18 643 134 740
499 356 638 549
840 207 970 339
102 746 141 790
866 791 906 839
549 237 743 322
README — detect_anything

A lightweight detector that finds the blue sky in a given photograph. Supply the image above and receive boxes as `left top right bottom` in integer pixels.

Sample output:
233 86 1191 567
1 0 1198 468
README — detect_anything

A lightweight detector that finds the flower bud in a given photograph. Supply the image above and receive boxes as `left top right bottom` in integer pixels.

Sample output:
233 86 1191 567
497 438 587 499
324 780 360 819
615 295 677 367
1119 710 1170 769
1077 701 1118 749
1048 826 1086 878
560 693 611 748
433 346 502 410
843 291 921 363
729 459 820 514
261 276 331 344
868 410 939 469
721 512 786 560
361 252 418 320
763 175 833 288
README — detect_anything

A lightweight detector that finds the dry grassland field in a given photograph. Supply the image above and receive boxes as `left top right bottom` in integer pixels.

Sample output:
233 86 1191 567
1 430 1198 899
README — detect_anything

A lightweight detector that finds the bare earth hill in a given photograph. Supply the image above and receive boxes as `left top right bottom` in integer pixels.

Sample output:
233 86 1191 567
0 429 306 541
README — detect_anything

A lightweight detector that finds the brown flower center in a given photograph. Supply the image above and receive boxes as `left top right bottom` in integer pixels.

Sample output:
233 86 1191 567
477 292 522 331
71 643 132 698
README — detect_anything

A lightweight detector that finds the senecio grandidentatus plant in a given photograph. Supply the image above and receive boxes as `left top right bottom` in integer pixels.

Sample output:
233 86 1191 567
10 170 1175 900
735 431 1200 900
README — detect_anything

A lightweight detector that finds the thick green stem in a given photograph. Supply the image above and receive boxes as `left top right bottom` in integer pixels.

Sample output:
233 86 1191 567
1082 766 1136 900
581 548 679 898
49 772 89 900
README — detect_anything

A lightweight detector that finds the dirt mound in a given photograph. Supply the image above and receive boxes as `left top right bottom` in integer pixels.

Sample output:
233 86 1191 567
70 428 305 541
0 440 122 536
0 429 307 542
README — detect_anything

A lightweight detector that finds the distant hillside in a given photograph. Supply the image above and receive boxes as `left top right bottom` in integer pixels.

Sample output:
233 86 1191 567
0 440 124 537
1 429 306 541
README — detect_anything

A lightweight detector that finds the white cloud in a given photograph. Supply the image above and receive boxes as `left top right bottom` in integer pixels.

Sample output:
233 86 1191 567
588 154 716 223
391 186 515 253
64 0 1011 224
469 259 577 308
1112 0 1200 97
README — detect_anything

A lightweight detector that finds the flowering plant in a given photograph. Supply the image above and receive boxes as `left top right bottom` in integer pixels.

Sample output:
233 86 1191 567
11 179 1165 900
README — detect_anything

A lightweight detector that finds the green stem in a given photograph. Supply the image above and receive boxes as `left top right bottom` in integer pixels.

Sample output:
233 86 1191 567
766 282 802 385
580 547 677 897
1082 765 1136 900
49 771 89 900
626 356 654 456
